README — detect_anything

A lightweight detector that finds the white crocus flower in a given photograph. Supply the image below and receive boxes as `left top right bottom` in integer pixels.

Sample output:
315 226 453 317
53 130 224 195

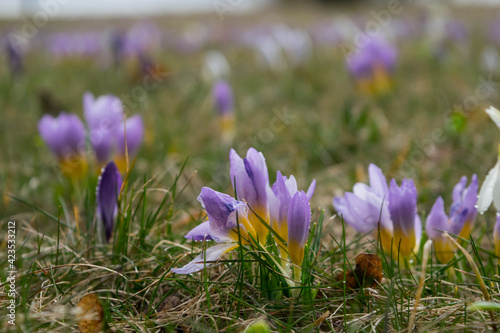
477 106 500 213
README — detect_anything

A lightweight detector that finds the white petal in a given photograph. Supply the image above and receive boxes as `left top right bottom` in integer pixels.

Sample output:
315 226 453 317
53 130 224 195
486 106 500 130
477 159 500 213
171 243 238 275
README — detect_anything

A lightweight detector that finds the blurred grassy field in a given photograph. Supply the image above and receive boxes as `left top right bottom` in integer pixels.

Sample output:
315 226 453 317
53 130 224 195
1 3 500 332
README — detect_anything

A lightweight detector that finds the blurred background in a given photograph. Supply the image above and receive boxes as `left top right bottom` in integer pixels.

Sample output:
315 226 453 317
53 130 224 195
1 0 500 220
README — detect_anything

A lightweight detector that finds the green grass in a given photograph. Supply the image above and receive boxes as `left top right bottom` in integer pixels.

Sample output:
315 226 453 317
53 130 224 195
2 4 500 332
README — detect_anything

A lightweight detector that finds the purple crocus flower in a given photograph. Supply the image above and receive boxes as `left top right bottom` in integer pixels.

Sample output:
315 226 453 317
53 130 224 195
38 112 87 178
346 37 397 95
347 37 397 79
425 176 477 264
83 92 124 165
5 38 23 77
96 161 122 242
172 187 248 274
333 164 421 259
212 80 234 116
287 191 312 274
230 148 270 245
267 171 315 260
83 92 143 172
389 179 421 259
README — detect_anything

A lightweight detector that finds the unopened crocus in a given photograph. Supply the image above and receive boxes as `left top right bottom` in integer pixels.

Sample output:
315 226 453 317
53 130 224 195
346 37 397 96
267 171 315 261
425 175 478 264
287 191 312 278
388 179 420 259
230 148 270 245
96 161 122 242
478 106 500 213
333 164 421 260
171 187 249 274
212 80 235 146
38 112 87 179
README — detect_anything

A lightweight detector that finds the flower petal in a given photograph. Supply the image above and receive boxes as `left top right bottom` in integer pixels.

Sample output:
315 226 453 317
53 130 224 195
306 179 316 200
368 163 389 197
486 106 500 130
171 243 238 274
185 221 213 241
477 158 500 213
197 187 248 242
425 197 449 239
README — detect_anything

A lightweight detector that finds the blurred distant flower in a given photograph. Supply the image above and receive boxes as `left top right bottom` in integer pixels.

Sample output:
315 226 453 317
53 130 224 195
212 80 235 146
251 36 285 72
5 38 23 77
110 30 126 66
271 25 312 66
123 22 161 57
213 80 234 115
489 16 500 46
203 50 230 81
478 106 500 213
47 32 102 58
230 148 270 245
426 175 478 264
84 92 123 165
445 19 468 42
333 164 421 260
346 37 397 96
114 115 144 172
83 92 143 172
267 171 315 263
480 46 499 74
96 161 122 242
38 112 88 179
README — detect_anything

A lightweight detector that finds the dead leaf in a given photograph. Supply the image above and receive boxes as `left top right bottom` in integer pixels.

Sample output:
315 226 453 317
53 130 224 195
76 294 104 333
336 253 383 289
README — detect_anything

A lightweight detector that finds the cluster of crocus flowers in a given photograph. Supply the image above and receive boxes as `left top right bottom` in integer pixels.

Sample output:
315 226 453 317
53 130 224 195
84 92 144 172
212 80 235 146
333 164 421 261
172 148 315 279
38 92 144 179
96 161 122 243
346 37 397 96
425 175 478 264
38 112 88 179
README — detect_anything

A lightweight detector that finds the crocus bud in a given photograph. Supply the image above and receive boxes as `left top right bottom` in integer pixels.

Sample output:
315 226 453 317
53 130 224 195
96 161 122 242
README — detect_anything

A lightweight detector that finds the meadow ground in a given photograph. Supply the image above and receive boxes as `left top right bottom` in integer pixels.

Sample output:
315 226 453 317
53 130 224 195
1 3 500 332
